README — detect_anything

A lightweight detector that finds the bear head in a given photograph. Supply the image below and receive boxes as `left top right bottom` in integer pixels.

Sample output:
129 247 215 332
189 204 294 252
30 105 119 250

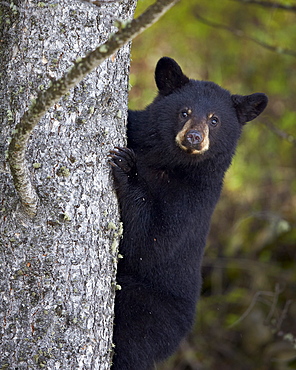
143 57 268 167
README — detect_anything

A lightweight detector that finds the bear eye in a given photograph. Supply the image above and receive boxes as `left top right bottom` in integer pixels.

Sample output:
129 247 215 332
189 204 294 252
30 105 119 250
179 109 190 119
210 116 219 127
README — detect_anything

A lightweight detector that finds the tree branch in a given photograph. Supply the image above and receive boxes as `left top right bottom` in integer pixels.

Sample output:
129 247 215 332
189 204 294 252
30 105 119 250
228 289 275 328
8 0 179 217
194 11 296 58
261 119 296 146
232 0 296 12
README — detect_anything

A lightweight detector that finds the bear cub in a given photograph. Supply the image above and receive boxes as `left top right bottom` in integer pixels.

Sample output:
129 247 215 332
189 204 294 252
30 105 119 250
110 57 268 370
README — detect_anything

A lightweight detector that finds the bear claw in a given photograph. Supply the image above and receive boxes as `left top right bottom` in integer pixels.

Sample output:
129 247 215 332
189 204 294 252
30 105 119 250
109 147 137 175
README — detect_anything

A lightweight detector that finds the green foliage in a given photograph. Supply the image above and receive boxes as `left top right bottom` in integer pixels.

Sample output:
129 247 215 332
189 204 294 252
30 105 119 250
131 1 296 369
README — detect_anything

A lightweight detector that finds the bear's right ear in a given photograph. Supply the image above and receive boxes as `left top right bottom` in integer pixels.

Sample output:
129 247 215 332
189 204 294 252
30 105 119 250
155 57 190 96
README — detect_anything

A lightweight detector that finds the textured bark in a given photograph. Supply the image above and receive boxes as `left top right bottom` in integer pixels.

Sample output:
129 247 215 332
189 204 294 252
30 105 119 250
6 0 178 217
0 0 136 368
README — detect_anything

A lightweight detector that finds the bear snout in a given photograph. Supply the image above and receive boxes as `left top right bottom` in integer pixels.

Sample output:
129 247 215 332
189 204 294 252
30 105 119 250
185 130 204 146
175 123 209 154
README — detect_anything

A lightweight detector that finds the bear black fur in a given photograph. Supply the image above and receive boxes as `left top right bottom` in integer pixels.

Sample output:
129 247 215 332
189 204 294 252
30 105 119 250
110 57 268 370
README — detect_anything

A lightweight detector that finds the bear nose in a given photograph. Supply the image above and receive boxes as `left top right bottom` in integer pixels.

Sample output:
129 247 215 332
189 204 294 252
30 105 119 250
186 130 204 145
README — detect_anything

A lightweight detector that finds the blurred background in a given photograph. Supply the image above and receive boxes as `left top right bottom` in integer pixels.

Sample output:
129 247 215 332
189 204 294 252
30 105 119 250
129 1 296 369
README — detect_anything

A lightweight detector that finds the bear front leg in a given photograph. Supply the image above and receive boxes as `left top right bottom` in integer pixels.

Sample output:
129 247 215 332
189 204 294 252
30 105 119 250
109 147 150 214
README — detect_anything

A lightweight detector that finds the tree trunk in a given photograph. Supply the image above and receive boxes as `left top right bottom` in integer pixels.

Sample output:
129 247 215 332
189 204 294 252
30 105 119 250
0 0 136 368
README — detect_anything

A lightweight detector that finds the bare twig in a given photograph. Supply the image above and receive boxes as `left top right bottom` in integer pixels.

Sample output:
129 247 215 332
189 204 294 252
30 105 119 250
8 0 179 217
202 256 282 276
276 299 293 332
232 0 296 12
194 11 296 58
228 290 275 328
265 283 282 325
261 119 296 146
228 283 292 331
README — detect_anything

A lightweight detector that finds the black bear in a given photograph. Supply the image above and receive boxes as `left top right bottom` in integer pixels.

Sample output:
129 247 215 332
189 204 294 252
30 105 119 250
110 57 268 370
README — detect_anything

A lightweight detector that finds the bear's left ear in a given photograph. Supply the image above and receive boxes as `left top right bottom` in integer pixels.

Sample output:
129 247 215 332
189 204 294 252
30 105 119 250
232 93 268 124
155 57 190 96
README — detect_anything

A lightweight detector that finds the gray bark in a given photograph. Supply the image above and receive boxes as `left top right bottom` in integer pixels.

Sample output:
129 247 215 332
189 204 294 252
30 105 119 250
5 0 178 217
0 0 136 368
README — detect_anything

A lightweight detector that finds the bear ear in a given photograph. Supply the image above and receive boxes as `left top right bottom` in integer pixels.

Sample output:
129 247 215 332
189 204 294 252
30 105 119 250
232 93 268 124
155 57 190 96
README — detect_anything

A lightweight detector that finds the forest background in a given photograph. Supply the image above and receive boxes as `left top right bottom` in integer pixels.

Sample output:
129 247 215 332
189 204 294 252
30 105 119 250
131 1 296 369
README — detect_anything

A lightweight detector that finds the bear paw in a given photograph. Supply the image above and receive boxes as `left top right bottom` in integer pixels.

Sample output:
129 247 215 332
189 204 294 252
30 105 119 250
109 147 137 178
